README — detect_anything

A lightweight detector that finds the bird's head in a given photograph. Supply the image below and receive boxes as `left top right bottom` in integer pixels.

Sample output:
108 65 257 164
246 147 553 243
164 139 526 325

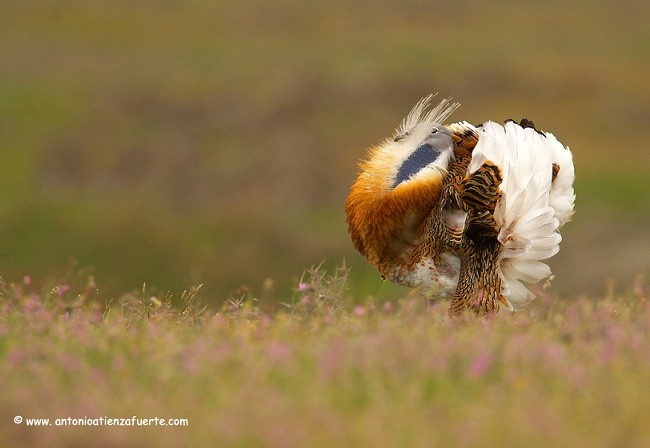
345 96 460 274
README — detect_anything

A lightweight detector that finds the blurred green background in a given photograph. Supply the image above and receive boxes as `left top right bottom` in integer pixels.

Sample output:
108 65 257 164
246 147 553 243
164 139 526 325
1 0 649 304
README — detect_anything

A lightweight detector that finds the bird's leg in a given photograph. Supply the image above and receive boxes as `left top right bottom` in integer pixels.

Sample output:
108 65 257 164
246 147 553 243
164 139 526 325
448 240 505 317
469 239 506 316
447 251 475 317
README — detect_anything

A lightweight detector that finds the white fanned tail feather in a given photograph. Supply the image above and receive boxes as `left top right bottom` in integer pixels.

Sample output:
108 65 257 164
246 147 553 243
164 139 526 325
467 121 575 310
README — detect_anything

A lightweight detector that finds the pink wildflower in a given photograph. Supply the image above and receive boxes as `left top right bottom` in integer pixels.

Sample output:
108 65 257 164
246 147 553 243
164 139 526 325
267 341 292 363
182 355 199 374
55 284 70 297
8 349 26 367
23 296 42 313
467 353 492 379
353 306 366 317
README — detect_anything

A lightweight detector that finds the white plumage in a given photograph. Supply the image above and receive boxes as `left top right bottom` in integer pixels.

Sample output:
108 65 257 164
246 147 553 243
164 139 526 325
467 120 575 309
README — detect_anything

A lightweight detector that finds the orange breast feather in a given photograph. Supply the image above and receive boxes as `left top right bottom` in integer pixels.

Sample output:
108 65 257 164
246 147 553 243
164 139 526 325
345 153 444 273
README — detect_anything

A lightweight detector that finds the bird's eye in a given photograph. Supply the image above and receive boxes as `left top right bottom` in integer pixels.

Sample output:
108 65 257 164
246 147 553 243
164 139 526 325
431 128 438 134
393 131 409 142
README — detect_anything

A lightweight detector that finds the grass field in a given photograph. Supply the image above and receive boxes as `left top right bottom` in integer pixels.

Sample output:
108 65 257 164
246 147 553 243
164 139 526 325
2 266 650 447
2 1 650 446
